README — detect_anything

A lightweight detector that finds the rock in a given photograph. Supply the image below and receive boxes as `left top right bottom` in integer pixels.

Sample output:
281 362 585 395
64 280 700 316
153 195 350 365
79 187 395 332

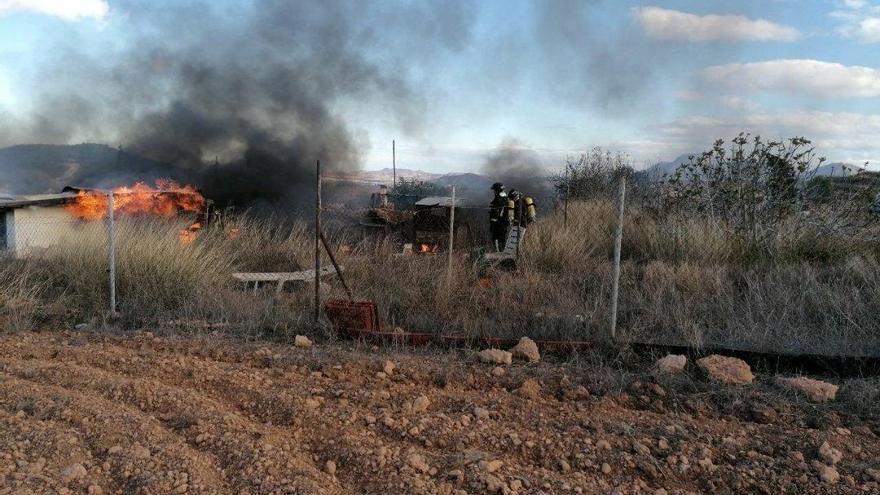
654 354 687 375
305 398 321 409
108 445 123 455
294 335 312 348
473 407 490 420
813 461 840 483
776 376 838 403
447 469 464 483
491 367 506 377
866 468 880 482
509 337 540 363
412 395 430 413
479 459 503 473
375 371 387 379
131 445 151 459
601 462 612 474
559 459 571 472
74 323 89 330
596 439 611 450
383 360 395 375
61 463 87 483
325 460 337 475
485 474 506 493
632 440 651 456
818 441 843 465
407 453 430 473
515 378 541 400
87 486 103 495
478 349 512 365
696 355 753 385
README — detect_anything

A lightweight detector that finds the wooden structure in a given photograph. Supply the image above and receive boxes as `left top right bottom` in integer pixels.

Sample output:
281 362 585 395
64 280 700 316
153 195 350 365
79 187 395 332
232 266 340 295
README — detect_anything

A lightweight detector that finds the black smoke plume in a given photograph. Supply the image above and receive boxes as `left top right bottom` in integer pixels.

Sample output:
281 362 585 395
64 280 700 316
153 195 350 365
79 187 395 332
481 138 554 202
1 0 472 205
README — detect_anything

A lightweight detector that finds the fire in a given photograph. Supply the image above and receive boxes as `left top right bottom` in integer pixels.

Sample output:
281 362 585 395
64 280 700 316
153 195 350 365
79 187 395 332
418 243 439 254
178 221 202 245
65 179 206 220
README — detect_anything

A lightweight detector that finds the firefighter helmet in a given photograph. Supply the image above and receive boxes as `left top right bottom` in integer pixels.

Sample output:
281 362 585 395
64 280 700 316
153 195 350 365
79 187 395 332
490 182 504 192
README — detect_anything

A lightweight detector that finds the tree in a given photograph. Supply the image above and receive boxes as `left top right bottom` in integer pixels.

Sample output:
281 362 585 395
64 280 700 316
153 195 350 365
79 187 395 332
550 148 634 201
662 134 824 245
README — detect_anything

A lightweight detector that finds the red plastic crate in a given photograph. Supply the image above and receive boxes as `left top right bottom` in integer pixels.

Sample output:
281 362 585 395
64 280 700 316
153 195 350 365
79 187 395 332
324 299 379 336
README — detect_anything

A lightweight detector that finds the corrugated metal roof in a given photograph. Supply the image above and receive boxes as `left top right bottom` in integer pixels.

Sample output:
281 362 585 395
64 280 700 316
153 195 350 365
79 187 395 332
414 196 456 207
0 192 79 209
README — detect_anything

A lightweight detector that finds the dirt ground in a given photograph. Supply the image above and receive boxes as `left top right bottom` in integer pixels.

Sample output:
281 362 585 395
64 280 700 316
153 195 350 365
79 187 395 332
0 331 878 495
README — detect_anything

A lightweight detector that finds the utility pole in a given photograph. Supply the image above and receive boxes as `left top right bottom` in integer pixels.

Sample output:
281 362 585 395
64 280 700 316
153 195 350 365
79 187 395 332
392 139 396 191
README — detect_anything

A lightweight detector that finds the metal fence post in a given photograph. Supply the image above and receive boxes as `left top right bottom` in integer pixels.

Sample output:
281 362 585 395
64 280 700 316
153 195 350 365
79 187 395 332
447 185 455 284
314 160 322 324
107 191 117 315
609 174 626 340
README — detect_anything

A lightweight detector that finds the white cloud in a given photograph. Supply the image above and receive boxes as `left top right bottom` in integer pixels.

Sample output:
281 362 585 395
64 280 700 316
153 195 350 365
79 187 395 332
633 111 880 165
852 16 880 42
702 59 880 98
632 6 801 42
0 0 108 20
832 0 880 42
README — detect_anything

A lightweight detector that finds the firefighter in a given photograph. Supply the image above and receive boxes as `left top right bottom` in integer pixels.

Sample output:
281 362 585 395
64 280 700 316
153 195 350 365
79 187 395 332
508 189 537 226
489 182 509 251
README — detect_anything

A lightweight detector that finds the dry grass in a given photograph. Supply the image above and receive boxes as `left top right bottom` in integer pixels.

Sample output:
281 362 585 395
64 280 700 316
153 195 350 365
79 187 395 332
1 200 879 357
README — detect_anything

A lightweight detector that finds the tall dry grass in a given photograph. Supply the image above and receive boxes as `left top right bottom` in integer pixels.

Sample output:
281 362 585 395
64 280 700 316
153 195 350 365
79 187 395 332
1 200 879 356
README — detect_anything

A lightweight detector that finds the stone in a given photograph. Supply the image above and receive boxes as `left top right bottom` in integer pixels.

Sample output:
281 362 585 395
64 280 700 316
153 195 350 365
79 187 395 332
383 360 395 375
776 376 838 403
632 440 651 456
485 474 506 493
696 355 753 385
515 378 541 400
407 453 430 473
818 441 842 465
479 459 503 473
478 349 512 365
61 463 87 483
813 461 839 483
304 398 321 409
601 462 612 474
509 337 540 363
473 407 490 420
596 439 611 450
412 395 430 413
491 367 506 377
87 486 103 495
325 460 337 475
654 354 687 375
294 335 312 348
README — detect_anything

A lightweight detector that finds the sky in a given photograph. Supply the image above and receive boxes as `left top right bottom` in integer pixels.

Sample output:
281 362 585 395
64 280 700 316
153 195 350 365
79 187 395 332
0 0 879 173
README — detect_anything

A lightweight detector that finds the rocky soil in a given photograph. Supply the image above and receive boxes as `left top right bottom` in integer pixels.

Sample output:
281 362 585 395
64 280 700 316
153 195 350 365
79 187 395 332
0 331 878 494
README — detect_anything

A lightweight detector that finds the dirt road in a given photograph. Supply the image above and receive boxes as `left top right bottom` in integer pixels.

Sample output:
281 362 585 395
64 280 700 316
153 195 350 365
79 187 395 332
0 331 877 494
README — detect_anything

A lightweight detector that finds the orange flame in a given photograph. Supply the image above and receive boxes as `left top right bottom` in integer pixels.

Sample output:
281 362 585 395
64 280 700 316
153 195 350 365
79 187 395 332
65 180 206 220
178 221 202 245
418 243 438 254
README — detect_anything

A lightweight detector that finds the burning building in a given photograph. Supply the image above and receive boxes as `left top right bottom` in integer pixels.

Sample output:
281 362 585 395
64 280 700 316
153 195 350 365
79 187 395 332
0 181 207 258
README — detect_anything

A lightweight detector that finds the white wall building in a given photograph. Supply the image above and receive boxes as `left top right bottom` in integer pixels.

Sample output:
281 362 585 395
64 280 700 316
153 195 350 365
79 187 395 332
0 192 92 258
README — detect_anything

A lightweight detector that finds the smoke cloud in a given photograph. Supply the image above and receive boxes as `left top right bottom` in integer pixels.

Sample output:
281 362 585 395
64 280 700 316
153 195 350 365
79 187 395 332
1 0 473 205
481 138 554 201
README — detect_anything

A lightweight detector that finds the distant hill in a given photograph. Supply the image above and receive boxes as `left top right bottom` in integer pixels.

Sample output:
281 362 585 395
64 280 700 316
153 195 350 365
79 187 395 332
643 155 867 182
